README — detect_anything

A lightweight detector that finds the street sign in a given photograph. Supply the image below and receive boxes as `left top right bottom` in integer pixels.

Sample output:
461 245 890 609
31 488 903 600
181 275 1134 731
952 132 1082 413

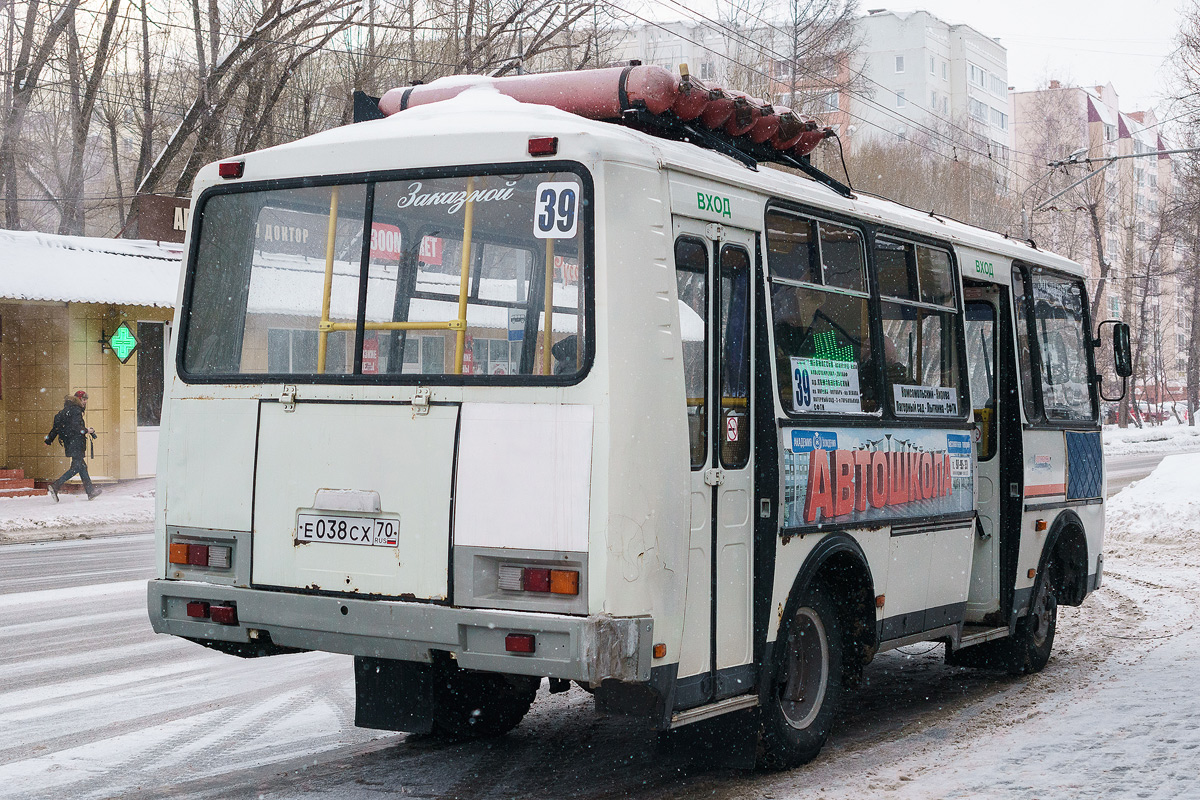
111 322 138 364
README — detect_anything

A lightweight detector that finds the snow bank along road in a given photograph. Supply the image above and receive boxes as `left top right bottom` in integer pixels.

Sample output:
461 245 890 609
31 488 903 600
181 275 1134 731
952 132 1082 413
1 452 1198 799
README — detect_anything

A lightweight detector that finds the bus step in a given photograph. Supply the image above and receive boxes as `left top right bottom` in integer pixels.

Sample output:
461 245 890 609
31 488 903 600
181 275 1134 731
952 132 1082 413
669 694 759 729
958 624 1010 649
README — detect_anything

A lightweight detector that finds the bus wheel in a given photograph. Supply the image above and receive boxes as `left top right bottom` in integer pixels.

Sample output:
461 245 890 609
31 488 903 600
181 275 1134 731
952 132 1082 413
759 584 843 770
1011 577 1057 674
430 663 539 740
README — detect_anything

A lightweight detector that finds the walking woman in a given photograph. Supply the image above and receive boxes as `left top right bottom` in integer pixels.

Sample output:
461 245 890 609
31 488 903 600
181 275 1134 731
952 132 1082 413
44 390 102 501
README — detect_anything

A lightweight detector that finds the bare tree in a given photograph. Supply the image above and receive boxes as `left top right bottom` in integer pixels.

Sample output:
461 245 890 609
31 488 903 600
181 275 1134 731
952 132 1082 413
0 0 82 228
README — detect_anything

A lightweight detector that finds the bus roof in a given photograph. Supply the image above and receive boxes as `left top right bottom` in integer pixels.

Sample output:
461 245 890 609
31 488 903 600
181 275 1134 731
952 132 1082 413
196 86 1086 280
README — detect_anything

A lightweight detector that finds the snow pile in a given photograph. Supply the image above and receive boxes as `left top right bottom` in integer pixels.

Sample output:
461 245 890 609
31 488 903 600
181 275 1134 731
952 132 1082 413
1103 423 1200 456
0 481 155 539
1105 452 1200 548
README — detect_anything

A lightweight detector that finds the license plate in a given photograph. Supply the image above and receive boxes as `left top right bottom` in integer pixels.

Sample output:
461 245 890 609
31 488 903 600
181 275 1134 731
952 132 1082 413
296 513 399 547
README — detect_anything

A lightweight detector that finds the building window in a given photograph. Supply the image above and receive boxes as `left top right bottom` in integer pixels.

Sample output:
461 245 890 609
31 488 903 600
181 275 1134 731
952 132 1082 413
1109 295 1121 319
1151 174 1158 189
822 91 840 112
896 55 905 72
1150 199 1158 215
896 90 906 108
1105 123 1117 141
930 55 936 74
969 63 986 88
990 75 1006 96
931 90 938 108
700 61 715 80
969 98 988 122
990 107 1007 129
942 96 949 114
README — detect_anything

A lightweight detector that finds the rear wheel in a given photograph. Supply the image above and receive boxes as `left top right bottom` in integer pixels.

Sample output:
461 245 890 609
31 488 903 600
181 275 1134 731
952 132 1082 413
430 662 539 739
758 584 843 770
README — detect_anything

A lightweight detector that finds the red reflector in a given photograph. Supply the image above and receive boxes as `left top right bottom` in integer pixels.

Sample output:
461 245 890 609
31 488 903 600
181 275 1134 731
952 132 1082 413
187 544 209 567
505 633 536 653
186 601 210 619
528 136 558 156
209 605 238 625
218 160 244 178
524 567 551 592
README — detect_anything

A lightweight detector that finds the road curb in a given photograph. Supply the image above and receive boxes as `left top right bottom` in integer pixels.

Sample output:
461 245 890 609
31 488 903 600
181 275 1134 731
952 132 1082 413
0 522 154 546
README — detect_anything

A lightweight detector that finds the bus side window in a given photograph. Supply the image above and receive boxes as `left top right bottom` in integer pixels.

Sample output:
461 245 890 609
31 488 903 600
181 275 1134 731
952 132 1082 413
675 236 708 470
875 236 965 419
1012 266 1041 422
720 244 751 469
965 301 997 460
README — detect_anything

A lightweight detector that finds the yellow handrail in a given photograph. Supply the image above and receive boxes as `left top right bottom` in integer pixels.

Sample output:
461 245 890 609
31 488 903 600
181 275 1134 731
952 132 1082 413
316 187 340 373
686 397 749 408
452 177 475 374
323 320 466 333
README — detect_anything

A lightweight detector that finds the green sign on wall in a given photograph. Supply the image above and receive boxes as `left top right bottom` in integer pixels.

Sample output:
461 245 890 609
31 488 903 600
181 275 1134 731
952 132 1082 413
111 322 138 364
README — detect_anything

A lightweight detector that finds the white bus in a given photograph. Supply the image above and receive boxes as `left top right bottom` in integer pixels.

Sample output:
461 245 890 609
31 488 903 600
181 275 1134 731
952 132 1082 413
148 67 1130 768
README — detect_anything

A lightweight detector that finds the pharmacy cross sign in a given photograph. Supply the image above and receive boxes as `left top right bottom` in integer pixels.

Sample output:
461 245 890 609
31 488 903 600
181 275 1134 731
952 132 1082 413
111 322 138 364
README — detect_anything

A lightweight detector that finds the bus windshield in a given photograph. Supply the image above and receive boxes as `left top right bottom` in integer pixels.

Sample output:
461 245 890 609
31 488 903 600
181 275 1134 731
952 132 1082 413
180 168 588 381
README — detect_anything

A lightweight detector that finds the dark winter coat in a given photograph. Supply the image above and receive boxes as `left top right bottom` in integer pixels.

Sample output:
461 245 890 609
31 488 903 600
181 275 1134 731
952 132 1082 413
46 396 89 458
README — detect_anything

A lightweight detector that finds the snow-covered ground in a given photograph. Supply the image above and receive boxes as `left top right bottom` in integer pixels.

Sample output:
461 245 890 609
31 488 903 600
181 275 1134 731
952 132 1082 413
0 478 155 541
1103 420 1200 456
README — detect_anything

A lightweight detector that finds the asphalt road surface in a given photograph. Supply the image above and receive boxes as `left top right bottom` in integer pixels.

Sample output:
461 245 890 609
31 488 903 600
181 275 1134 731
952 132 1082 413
0 449 1184 800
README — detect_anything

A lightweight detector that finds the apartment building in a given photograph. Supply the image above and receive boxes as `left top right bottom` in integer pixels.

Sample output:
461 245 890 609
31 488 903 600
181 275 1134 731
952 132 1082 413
611 10 1010 157
1013 81 1187 397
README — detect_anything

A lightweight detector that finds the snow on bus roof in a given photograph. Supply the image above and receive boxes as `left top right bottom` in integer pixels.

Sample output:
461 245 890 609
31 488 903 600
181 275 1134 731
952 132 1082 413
0 228 183 307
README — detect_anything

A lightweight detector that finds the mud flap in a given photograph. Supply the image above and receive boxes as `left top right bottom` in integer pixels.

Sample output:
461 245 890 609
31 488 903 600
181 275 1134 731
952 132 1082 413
354 656 434 734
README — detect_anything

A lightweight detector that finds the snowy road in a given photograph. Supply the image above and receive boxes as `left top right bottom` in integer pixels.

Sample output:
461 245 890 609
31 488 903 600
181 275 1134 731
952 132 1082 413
0 449 1196 799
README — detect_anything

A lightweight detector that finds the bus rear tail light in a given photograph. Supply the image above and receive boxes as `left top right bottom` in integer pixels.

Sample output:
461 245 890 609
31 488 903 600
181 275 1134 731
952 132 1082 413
169 542 231 570
549 569 579 595
505 633 536 653
186 601 210 618
524 567 552 592
498 565 580 596
528 136 558 156
209 605 239 625
218 160 244 178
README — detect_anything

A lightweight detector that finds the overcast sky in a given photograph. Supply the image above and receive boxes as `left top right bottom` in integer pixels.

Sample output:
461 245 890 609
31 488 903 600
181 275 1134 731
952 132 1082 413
880 0 1183 112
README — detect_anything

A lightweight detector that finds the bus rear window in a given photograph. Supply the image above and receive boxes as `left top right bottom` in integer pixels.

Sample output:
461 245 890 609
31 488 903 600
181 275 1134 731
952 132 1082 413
181 169 589 381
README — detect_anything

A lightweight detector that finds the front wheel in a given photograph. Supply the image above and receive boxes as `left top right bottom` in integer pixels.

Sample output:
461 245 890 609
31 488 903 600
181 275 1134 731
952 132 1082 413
758 584 843 770
1010 577 1057 674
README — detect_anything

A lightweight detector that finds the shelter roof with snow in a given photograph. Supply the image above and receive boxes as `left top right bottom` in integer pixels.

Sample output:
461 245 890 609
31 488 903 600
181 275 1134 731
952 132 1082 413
0 228 183 308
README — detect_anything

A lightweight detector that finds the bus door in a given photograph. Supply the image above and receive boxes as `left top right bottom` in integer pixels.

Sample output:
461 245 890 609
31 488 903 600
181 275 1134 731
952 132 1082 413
672 218 756 707
963 284 1021 623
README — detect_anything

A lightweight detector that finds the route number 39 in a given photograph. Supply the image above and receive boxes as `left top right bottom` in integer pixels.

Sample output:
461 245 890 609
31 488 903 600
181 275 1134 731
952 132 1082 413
792 365 813 411
534 182 579 239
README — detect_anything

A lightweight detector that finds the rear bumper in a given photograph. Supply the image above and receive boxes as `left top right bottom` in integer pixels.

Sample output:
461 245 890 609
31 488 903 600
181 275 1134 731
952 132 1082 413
147 579 653 685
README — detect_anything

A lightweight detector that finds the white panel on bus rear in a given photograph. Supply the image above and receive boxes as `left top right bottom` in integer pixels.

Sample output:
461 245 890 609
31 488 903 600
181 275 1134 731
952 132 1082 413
454 402 593 553
251 401 457 599
163 398 258 533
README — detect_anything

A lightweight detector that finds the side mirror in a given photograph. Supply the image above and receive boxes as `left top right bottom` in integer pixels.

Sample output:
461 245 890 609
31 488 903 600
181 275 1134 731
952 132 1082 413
1112 322 1132 378
1094 319 1131 401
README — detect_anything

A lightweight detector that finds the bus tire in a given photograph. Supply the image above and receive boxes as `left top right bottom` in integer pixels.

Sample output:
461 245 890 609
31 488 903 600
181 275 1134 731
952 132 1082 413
758 584 843 770
430 663 539 740
946 579 1057 674
1010 577 1057 674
